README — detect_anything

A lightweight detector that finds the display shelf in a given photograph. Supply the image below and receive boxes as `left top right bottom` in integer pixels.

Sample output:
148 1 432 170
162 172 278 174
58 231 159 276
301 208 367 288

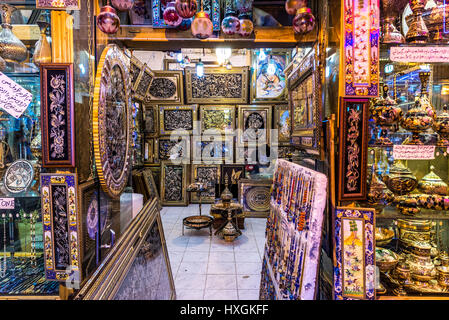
378 206 449 220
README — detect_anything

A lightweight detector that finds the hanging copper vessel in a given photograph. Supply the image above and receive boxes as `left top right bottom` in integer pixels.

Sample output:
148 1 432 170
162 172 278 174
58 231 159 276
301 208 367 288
383 160 418 195
32 21 51 66
97 1 121 34
417 165 449 195
405 0 429 43
292 7 315 34
370 84 403 146
381 0 409 43
175 0 197 19
0 4 27 64
433 104 449 146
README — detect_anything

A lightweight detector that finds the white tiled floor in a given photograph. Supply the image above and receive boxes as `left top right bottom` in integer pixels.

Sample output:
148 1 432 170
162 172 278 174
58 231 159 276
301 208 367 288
160 204 266 300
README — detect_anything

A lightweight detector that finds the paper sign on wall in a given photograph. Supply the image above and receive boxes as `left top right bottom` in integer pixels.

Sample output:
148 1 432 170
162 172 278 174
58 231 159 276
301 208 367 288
390 46 449 63
0 72 32 119
0 198 14 209
393 145 435 160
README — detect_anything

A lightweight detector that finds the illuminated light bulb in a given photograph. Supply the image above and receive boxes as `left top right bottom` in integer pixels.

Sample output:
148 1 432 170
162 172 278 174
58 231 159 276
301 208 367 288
196 60 204 77
176 52 183 62
258 49 266 61
225 60 232 70
267 59 276 76
216 48 232 65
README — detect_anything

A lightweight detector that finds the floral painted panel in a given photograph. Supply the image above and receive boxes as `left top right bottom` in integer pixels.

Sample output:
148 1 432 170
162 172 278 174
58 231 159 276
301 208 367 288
334 207 375 300
36 0 80 9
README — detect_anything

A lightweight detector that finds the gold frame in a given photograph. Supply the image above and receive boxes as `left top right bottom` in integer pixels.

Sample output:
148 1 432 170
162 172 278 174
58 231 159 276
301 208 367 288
185 67 249 104
134 66 155 102
74 199 176 300
160 161 189 206
142 168 162 209
155 135 191 163
163 58 219 71
273 104 291 145
190 164 221 203
130 55 145 94
159 105 198 136
238 179 272 218
250 49 291 104
142 104 159 138
199 105 236 134
146 70 184 104
237 105 272 147
143 138 155 164
192 135 234 164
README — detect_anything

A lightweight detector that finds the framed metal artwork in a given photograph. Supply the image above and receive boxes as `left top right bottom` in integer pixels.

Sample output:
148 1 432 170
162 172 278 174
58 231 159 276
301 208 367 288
146 71 184 104
238 179 272 218
334 207 375 300
221 164 245 184
152 0 220 31
200 105 236 134
340 0 379 97
143 138 155 164
130 55 145 94
40 173 81 283
36 0 80 9
155 136 190 163
192 135 233 164
40 63 75 167
93 44 133 199
288 48 321 155
191 164 220 203
159 105 197 135
142 168 161 208
4 159 34 194
250 49 290 103
163 58 219 71
185 67 249 104
338 98 369 201
274 105 291 145
78 178 99 281
143 104 159 137
134 66 155 102
160 161 189 206
237 105 272 146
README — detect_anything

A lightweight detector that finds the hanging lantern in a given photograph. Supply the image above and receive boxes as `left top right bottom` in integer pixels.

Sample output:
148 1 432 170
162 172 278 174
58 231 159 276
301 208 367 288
111 0 134 11
292 7 315 34
0 4 28 63
33 21 52 66
191 1 213 39
163 1 183 27
175 0 197 19
285 0 305 15
221 0 240 35
97 1 120 34
238 12 253 37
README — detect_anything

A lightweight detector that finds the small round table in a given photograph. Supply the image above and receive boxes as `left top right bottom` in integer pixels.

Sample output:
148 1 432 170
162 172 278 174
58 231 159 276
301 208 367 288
182 182 214 236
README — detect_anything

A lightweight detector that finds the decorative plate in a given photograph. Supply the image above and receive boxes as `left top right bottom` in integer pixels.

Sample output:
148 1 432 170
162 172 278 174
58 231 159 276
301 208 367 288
4 159 34 193
92 44 132 199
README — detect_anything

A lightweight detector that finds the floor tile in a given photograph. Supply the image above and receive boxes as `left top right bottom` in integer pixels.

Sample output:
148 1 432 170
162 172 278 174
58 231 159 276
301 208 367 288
237 275 261 290
234 251 261 263
175 274 207 290
178 261 208 275
183 251 209 263
205 274 237 290
185 241 211 252
203 289 238 300
238 289 260 300
207 262 236 275
236 262 262 275
176 289 204 300
209 251 235 263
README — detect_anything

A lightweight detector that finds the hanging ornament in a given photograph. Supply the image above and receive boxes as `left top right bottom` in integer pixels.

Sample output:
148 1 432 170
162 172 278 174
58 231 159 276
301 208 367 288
163 1 183 27
285 0 305 15
177 18 192 30
292 7 315 34
32 21 52 66
97 0 121 34
175 0 197 19
191 0 213 39
238 12 254 37
111 0 134 11
0 4 28 64
221 0 240 35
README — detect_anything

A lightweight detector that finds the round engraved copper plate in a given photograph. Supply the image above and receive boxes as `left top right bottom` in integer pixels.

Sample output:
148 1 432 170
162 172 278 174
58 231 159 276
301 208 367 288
93 45 132 198
245 186 270 212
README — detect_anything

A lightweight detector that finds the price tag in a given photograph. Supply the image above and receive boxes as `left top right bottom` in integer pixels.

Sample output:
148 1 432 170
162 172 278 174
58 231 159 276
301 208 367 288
0 72 32 119
390 46 449 63
0 198 14 209
392 145 435 160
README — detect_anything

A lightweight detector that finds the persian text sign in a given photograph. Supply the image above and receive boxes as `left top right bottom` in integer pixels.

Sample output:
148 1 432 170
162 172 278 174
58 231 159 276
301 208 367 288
0 72 32 119
0 198 14 209
390 46 449 63
393 145 435 160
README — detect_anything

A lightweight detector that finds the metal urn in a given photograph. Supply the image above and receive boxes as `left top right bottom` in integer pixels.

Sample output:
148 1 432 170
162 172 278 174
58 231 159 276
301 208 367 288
405 0 429 43
381 0 409 43
0 4 27 64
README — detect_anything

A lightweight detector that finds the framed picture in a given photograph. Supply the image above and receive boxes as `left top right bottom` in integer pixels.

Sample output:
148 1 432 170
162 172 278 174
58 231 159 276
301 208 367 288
237 105 272 146
146 71 184 104
78 179 99 282
200 105 236 134
251 49 290 103
338 98 369 201
221 164 245 184
274 105 291 145
148 165 161 195
334 207 375 300
163 58 219 71
152 0 220 31
155 136 190 163
235 144 273 165
40 63 75 167
192 135 233 164
160 161 189 206
143 104 159 137
129 0 153 25
191 164 220 203
142 168 161 207
134 66 155 101
159 105 197 135
130 55 145 94
238 179 272 218
40 173 81 283
185 67 249 104
36 0 80 9
288 48 321 155
143 138 155 164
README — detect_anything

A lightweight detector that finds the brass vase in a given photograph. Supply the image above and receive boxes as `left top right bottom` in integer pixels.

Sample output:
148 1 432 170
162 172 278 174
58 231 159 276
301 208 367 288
433 104 449 147
370 84 403 146
400 72 435 145
32 21 51 66
366 165 394 213
383 160 418 195
424 0 449 42
417 165 449 195
405 0 429 43
0 4 27 64
381 0 409 43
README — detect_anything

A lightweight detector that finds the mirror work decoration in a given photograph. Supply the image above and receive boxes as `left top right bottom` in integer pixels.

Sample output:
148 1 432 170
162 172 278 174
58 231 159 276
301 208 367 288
41 173 81 283
40 63 75 167
334 207 375 300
